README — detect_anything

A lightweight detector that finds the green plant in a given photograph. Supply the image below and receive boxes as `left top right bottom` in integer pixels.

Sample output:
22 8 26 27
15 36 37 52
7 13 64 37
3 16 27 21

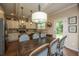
55 20 63 39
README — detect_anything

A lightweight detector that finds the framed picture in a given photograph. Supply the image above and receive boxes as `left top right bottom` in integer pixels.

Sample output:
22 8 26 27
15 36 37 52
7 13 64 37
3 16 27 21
68 16 77 24
68 25 77 33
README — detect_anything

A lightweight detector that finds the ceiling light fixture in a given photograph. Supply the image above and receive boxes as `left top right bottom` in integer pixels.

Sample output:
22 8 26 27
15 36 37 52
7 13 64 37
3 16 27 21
32 4 47 23
20 6 25 24
19 6 26 28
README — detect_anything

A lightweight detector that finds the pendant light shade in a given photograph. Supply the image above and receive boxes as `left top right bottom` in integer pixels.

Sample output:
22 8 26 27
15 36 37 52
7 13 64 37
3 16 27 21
32 4 47 23
32 11 47 23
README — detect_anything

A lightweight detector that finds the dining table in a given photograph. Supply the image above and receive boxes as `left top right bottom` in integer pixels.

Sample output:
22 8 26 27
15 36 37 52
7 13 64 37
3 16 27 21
5 34 54 56
17 38 53 56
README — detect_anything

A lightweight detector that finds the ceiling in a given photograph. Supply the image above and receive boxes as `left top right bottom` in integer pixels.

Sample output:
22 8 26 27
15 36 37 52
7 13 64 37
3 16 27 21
0 3 76 18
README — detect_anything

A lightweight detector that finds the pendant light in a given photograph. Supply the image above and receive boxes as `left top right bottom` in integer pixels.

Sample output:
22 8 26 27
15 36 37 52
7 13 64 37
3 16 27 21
20 6 25 24
19 6 26 27
30 10 33 25
32 4 47 23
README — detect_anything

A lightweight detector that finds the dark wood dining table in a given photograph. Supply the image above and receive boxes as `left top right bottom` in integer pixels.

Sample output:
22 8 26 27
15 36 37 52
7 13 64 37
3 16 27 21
17 38 53 56
5 35 54 56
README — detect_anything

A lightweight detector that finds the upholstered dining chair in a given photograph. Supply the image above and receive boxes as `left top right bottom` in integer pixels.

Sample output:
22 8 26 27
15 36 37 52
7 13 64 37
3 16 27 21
29 43 49 56
41 33 47 42
32 33 39 40
41 33 46 39
49 39 60 56
19 34 30 42
59 35 67 56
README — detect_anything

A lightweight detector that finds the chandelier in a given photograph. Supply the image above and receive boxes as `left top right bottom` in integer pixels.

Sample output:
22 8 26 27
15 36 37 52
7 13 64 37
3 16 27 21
32 4 47 23
19 6 26 28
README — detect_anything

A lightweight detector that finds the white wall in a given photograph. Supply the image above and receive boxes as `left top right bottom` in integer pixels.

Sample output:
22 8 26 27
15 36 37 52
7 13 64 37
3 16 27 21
49 4 79 52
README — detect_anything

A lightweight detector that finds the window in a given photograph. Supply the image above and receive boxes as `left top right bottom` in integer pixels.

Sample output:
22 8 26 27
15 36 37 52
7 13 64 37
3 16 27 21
55 19 63 39
37 23 46 29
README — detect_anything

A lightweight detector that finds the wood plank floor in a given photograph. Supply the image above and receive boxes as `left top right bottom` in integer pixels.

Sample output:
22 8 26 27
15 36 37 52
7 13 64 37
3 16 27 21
63 47 78 56
5 41 19 56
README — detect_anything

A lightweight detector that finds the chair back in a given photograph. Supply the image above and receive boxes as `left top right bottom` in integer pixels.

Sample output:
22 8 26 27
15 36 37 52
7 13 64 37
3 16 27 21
29 43 49 56
59 35 67 56
40 33 47 43
60 35 67 49
32 33 39 40
19 34 29 42
50 39 59 55
41 33 46 38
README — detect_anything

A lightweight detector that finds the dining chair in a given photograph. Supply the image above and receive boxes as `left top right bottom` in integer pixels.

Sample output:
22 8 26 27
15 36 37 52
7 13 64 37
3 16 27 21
29 43 49 56
32 33 39 40
49 39 60 56
59 35 67 56
41 33 46 38
40 33 47 43
19 34 30 42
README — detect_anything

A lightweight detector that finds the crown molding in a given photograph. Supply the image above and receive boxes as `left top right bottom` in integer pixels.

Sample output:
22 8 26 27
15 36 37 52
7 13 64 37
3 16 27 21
64 45 79 53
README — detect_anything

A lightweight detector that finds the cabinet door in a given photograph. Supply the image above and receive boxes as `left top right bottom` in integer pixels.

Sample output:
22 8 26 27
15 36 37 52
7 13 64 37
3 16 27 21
0 19 5 55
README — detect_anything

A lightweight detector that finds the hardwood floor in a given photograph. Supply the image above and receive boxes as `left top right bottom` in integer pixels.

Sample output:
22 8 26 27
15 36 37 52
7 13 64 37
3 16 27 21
5 41 19 56
63 47 78 56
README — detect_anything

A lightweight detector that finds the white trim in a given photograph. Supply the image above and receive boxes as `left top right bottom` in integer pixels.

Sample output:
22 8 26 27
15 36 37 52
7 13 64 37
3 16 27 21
76 4 79 54
64 45 79 52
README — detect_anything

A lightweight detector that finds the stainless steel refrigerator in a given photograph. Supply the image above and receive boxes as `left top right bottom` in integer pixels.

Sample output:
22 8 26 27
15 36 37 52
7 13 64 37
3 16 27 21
0 18 5 55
